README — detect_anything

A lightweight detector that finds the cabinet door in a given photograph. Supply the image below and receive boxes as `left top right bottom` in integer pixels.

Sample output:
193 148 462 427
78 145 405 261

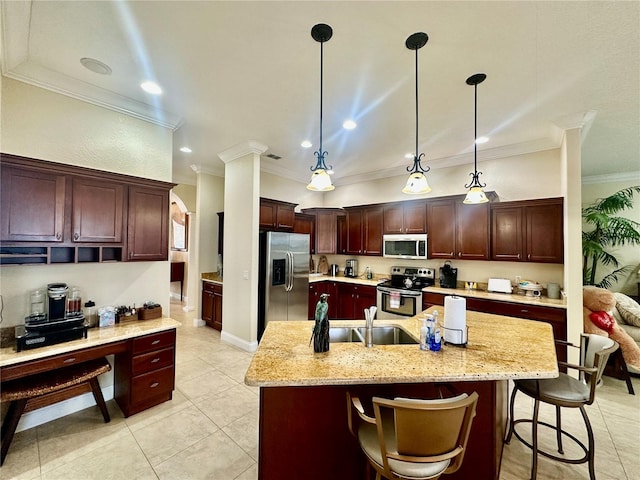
346 209 364 255
1 166 66 242
363 207 383 255
259 201 277 230
383 204 404 234
354 285 377 318
337 283 356 319
336 215 347 254
403 201 427 234
72 177 124 243
526 203 563 263
315 211 338 254
202 283 214 325
427 200 456 259
212 285 223 331
294 213 315 254
491 206 523 261
309 282 320 320
127 186 169 261
456 202 489 260
276 204 295 231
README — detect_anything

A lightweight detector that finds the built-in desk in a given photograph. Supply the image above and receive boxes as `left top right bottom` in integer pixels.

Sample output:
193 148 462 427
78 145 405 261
0 318 180 417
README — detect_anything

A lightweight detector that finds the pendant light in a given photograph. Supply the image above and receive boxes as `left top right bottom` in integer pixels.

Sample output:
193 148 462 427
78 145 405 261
463 73 489 204
402 32 431 195
307 23 335 192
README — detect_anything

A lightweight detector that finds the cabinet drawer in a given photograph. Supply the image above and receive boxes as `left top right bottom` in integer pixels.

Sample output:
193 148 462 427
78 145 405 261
422 292 445 308
132 347 174 376
131 364 175 405
132 330 176 355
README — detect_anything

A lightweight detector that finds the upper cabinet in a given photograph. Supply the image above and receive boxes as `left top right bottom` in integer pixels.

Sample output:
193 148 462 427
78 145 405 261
0 154 174 266
127 185 169 261
383 201 427 234
259 198 296 231
72 177 124 243
491 198 564 263
293 213 315 253
345 206 383 256
301 208 344 255
427 198 490 260
1 166 66 242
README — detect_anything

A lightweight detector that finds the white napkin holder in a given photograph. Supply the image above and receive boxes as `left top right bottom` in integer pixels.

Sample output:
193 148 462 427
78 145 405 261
443 295 468 346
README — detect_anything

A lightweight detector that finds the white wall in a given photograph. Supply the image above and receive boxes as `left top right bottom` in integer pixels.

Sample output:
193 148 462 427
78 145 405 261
582 177 640 295
260 171 320 211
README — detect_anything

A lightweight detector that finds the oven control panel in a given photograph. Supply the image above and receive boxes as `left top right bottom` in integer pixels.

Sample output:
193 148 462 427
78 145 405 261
390 266 435 279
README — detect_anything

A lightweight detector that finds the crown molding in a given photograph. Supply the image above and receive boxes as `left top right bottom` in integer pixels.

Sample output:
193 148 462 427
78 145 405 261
218 140 268 164
582 171 640 185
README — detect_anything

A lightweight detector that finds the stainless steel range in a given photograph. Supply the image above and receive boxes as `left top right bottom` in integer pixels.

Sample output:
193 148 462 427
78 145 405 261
376 266 435 319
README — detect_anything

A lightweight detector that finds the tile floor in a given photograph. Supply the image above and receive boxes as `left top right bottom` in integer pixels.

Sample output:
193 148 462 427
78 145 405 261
1 301 638 479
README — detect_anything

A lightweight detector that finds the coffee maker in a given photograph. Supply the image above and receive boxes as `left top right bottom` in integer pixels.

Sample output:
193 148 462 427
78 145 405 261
344 259 358 278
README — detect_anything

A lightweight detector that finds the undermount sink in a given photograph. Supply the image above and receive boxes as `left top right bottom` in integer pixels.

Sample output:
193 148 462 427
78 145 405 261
329 326 418 345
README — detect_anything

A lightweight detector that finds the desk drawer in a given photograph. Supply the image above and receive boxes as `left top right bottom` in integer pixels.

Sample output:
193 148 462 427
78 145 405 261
132 330 176 355
132 347 174 376
131 364 175 405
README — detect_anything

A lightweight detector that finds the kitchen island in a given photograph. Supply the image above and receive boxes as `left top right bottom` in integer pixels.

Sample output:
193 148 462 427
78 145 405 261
245 308 558 480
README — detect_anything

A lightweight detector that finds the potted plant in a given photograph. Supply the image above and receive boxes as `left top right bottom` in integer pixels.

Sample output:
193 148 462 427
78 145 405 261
582 186 640 288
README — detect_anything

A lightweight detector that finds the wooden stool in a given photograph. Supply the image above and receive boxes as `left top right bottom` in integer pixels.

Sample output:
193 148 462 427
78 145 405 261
1 357 112 466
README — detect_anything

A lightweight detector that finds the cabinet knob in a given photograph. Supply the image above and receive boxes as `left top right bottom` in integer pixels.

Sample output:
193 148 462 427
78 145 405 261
458 252 461 258
450 252 454 257
528 254 531 260
63 357 76 364
517 253 521 260
73 233 79 240
56 232 62 240
150 382 160 388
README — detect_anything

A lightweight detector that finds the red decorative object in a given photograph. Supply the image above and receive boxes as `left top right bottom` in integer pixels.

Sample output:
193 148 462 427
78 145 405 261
589 311 614 333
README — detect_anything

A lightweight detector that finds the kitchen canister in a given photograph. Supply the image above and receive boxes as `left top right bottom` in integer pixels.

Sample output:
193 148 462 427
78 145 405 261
547 282 560 299
443 295 468 345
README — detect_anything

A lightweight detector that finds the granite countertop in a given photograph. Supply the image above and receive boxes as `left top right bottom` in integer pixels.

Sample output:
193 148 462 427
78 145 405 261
0 317 181 368
201 272 223 284
422 286 567 309
244 307 558 387
309 273 384 287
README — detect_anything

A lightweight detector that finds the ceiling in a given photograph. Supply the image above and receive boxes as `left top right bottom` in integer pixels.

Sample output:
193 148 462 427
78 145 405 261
2 1 639 186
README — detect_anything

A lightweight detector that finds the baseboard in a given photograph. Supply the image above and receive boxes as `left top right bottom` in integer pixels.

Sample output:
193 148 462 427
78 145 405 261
193 318 206 327
221 330 258 353
16 385 114 433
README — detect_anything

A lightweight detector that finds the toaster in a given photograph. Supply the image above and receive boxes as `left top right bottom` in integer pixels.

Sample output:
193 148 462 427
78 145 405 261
487 278 513 294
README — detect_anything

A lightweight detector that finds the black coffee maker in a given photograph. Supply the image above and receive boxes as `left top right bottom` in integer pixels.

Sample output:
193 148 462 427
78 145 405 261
439 261 458 288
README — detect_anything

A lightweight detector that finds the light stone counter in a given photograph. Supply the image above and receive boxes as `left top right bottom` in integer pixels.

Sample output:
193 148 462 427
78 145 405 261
201 272 223 285
0 317 181 368
423 286 567 309
245 307 558 387
309 273 383 287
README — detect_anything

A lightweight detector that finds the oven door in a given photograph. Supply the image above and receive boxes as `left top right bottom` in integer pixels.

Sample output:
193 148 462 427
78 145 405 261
376 286 422 319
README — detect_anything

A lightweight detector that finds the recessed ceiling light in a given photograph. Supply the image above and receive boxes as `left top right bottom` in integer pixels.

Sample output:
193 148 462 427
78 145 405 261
80 57 112 75
141 81 162 95
475 136 489 144
342 119 357 130
180 147 192 153
301 140 312 148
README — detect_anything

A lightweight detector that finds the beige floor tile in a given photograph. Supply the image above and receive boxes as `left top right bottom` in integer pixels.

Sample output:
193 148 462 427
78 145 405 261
234 462 258 480
194 384 259 428
221 410 259 461
176 369 238 403
174 357 218 382
0 427 41 480
40 431 156 480
153 430 254 480
132 405 219 466
124 389 192 432
36 406 129 473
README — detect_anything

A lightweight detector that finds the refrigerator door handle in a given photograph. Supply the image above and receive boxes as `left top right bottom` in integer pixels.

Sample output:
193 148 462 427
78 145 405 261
286 251 293 292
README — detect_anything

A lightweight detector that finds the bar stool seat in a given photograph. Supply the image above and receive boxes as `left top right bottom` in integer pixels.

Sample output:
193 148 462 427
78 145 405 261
1 357 112 466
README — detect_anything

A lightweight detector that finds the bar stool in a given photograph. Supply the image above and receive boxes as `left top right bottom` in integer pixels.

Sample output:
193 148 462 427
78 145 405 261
505 334 618 480
1 357 112 466
347 391 479 480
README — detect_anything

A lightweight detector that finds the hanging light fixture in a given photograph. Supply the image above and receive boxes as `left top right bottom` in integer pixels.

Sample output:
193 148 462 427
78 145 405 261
307 23 335 192
402 32 431 195
463 73 489 204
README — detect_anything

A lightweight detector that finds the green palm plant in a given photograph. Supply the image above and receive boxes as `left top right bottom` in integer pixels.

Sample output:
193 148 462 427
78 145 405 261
582 186 640 288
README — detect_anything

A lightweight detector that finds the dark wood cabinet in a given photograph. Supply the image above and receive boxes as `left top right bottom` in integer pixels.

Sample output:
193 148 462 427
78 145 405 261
427 198 489 260
114 329 176 417
127 185 169 261
345 206 383 256
383 201 427 234
336 283 377 320
337 215 347 254
202 281 223 330
1 166 66 242
293 213 315 253
309 281 339 320
72 177 124 243
260 198 296 231
491 198 563 263
301 208 343 254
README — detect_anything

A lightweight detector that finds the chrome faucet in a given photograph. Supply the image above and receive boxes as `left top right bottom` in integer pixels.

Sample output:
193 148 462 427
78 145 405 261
363 306 377 348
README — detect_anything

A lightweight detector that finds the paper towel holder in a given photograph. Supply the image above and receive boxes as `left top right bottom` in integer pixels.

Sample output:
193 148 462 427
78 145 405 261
443 326 468 347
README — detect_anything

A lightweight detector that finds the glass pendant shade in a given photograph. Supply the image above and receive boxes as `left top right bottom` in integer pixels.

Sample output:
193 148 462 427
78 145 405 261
463 186 488 204
307 169 335 191
402 172 431 194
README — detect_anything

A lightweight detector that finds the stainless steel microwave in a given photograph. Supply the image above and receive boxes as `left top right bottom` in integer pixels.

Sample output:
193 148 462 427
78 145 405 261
383 234 428 259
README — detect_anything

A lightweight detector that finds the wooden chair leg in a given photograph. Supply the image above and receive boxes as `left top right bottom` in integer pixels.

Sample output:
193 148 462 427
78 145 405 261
88 377 110 423
1 398 28 466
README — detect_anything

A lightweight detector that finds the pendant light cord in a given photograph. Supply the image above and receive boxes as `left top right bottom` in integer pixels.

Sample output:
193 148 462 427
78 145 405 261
319 40 324 156
474 82 478 172
414 47 419 161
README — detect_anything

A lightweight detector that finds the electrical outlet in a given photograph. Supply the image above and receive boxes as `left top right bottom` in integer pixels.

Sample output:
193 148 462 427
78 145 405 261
515 275 522 285
243 270 249 280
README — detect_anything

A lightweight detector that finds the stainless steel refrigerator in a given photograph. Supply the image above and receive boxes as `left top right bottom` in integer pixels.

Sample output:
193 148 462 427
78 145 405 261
258 231 310 339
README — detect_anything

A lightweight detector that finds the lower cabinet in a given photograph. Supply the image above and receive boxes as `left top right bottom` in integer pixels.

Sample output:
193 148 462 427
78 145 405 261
202 281 223 330
309 281 338 320
422 292 567 363
309 281 376 320
114 330 176 417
